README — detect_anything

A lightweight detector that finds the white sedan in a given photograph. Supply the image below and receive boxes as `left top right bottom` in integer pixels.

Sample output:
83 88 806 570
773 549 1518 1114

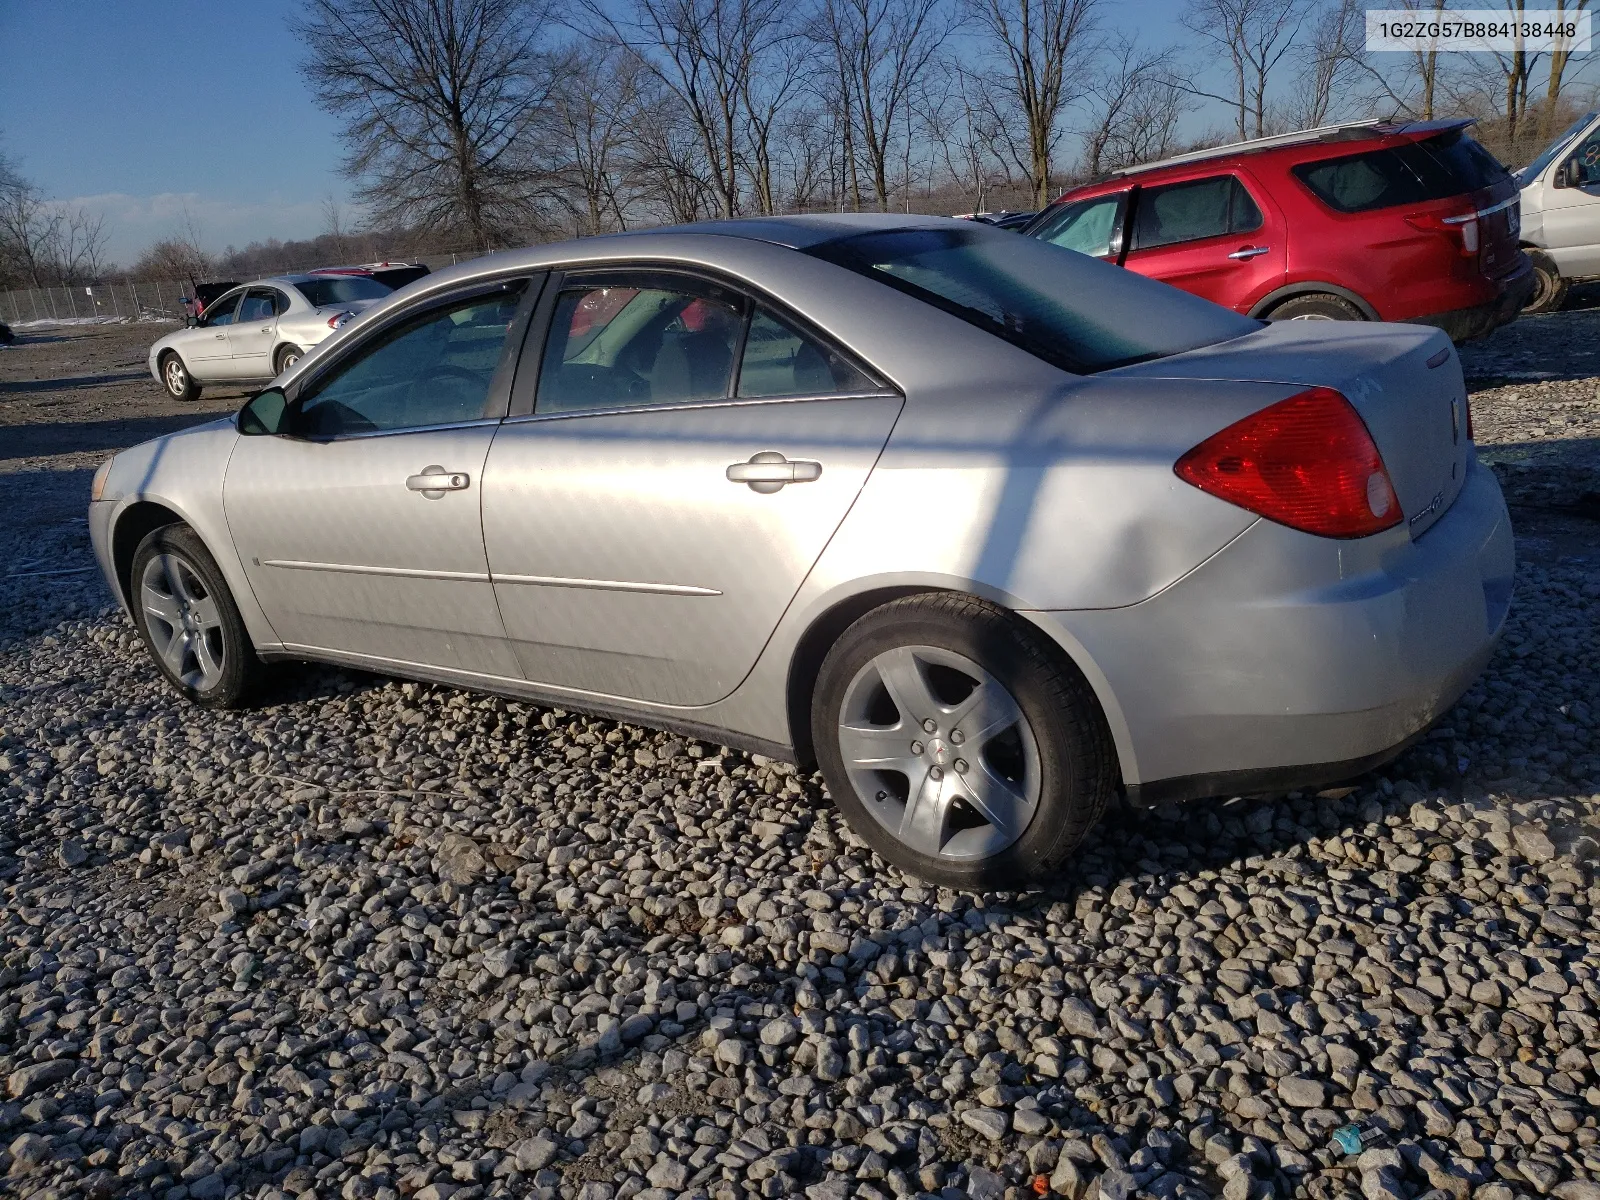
147 274 392 401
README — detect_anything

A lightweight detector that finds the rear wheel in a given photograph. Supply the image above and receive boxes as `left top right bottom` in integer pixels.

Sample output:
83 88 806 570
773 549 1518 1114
130 524 262 708
812 593 1117 889
274 343 305 375
160 352 201 402
1267 293 1365 322
1522 250 1569 314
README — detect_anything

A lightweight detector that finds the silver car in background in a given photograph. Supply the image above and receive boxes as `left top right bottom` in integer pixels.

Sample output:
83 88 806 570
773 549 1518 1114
146 273 393 401
92 214 1513 888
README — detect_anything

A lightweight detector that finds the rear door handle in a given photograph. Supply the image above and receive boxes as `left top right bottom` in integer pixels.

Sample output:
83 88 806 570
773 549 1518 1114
406 465 470 498
1227 245 1271 260
726 451 823 493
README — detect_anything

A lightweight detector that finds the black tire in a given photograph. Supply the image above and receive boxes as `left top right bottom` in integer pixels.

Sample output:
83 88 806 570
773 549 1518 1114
812 593 1117 889
274 343 305 375
129 524 263 708
1522 249 1569 315
1266 293 1366 322
159 351 202 402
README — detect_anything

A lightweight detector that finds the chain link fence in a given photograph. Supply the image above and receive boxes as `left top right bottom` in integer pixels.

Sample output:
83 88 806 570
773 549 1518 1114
0 281 189 328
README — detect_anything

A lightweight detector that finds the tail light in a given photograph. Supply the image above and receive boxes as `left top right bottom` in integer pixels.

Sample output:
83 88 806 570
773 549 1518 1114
1175 387 1402 539
1406 210 1479 255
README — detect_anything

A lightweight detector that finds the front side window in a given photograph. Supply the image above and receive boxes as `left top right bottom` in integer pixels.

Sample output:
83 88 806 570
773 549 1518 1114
295 285 526 437
1131 176 1262 251
203 292 242 327
737 309 874 398
1030 194 1123 257
238 290 278 323
1574 129 1600 185
296 276 392 308
809 225 1259 374
536 279 744 414
1517 113 1595 187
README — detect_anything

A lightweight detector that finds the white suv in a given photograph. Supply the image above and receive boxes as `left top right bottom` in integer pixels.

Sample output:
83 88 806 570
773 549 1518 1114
1518 110 1600 313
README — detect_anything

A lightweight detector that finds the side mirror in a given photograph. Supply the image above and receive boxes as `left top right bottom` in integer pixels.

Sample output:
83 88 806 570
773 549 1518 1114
238 387 290 436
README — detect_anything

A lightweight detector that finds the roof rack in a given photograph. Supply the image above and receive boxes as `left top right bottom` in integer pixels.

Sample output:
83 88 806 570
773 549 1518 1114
1103 117 1473 178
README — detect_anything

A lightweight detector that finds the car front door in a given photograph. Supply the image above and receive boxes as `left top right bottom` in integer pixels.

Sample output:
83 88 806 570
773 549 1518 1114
481 270 903 707
1120 171 1287 311
1543 123 1600 276
226 287 285 379
224 277 538 676
189 289 243 374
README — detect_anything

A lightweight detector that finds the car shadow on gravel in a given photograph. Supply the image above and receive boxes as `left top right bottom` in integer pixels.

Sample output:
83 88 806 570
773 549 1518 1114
1 411 237 459
0 369 152 394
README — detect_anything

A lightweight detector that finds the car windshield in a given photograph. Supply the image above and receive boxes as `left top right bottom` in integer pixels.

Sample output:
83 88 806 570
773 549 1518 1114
807 224 1259 373
1517 112 1597 187
296 276 392 307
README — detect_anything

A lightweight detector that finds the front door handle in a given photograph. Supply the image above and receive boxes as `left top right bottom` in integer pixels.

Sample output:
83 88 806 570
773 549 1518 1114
406 465 470 499
214 333 227 340
726 451 823 494
259 325 273 333
1227 245 1271 260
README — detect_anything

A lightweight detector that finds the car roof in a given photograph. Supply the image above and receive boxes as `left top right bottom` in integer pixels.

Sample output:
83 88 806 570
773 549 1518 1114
638 212 960 249
1102 117 1476 180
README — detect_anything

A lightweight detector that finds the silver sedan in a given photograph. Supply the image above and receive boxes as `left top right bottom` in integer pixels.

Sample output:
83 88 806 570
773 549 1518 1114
146 273 393 401
91 215 1513 888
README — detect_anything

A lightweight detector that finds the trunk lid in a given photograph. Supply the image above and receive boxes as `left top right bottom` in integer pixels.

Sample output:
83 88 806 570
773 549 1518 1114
1111 321 1470 538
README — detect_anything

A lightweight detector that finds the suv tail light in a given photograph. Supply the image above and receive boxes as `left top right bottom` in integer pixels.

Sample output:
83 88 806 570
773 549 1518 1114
1175 387 1402 538
1406 210 1479 255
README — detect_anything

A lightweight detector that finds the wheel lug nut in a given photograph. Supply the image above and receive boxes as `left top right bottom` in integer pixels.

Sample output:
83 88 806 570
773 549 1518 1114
929 766 944 781
922 718 937 733
950 730 964 744
910 741 924 755
954 759 969 774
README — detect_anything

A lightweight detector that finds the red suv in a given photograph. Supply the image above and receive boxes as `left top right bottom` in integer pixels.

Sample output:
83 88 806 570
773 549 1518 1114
1028 119 1533 340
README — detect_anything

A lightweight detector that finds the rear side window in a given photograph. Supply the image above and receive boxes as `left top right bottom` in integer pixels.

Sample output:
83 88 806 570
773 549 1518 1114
1131 176 1262 251
1294 131 1510 213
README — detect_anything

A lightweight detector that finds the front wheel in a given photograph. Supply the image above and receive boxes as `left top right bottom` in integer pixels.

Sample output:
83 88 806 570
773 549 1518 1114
130 524 262 708
1522 250 1569 314
160 352 201 401
812 593 1117 889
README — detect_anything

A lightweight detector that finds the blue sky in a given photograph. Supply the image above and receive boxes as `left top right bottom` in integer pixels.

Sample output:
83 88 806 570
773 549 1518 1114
0 0 1196 267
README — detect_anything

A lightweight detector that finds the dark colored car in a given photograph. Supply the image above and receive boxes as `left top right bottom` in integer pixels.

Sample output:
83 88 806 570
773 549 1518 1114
1027 119 1534 341
311 262 432 290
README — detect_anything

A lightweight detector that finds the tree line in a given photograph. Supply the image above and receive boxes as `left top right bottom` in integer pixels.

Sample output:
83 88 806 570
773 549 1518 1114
2 0 1596 290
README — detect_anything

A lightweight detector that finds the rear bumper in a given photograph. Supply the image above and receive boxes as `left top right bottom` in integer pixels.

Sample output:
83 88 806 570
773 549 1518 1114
1029 458 1514 804
1409 257 1535 341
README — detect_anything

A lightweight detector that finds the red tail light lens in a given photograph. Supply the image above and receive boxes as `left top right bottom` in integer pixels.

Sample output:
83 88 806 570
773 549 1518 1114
1175 387 1402 538
1405 210 1479 256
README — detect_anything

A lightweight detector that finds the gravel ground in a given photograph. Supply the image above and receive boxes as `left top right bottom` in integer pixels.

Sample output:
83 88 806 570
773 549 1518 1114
1 313 1598 1200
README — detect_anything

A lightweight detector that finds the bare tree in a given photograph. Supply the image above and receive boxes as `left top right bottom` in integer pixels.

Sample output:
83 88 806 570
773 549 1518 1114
1493 0 1542 155
294 0 558 252
1179 0 1309 140
819 0 956 211
1352 0 1450 120
548 44 647 234
971 0 1098 206
1283 0 1361 128
627 87 719 223
321 194 352 262
1079 38 1188 179
587 0 793 219
739 34 812 214
1540 0 1592 140
923 61 1009 210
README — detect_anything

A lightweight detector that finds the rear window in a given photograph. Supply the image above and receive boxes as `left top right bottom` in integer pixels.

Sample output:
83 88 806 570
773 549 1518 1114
807 224 1259 374
1294 130 1509 213
297 276 392 307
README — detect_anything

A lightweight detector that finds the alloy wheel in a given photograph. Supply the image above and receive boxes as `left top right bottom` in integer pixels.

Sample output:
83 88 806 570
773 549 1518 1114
139 552 226 691
837 645 1041 860
164 358 187 394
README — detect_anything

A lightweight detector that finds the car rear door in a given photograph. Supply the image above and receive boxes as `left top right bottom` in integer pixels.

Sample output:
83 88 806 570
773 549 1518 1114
224 277 539 675
1121 171 1287 311
481 269 903 707
225 287 284 379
